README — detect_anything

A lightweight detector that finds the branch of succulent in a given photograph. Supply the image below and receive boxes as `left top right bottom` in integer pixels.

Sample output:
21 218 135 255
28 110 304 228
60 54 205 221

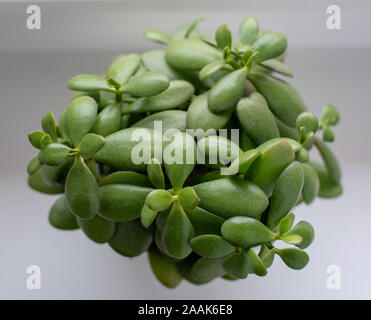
27 16 342 288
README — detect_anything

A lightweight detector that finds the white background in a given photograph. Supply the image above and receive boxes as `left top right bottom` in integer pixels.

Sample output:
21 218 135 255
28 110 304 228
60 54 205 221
0 0 370 299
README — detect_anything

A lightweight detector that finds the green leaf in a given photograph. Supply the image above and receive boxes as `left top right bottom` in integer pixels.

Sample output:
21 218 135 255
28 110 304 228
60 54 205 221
215 24 232 49
187 207 225 236
106 54 141 84
285 221 315 249
190 235 235 258
260 247 275 268
40 134 53 149
28 131 47 150
296 111 319 134
199 60 226 82
191 257 225 283
323 126 335 142
41 112 58 142
221 216 275 248
140 204 158 228
278 248 309 270
165 39 222 71
321 104 339 126
227 149 260 175
278 212 295 235
49 196 79 230
178 187 199 212
99 171 152 187
79 133 105 159
222 250 249 279
91 102 122 138
252 31 287 63
148 247 183 289
143 29 173 45
239 17 259 45
247 249 267 276
64 96 98 146
77 215 115 243
247 72 306 127
313 137 341 183
163 132 197 193
302 163 320 204
123 80 194 114
99 184 153 221
123 72 170 97
162 201 195 259
147 158 165 189
267 161 304 229
145 189 174 212
28 170 64 195
236 92 280 145
245 140 295 196
260 59 293 77
27 157 42 176
280 234 303 245
38 143 72 166
187 93 233 132
308 161 342 198
68 74 114 92
65 156 100 220
109 219 153 257
208 68 247 113
193 177 268 219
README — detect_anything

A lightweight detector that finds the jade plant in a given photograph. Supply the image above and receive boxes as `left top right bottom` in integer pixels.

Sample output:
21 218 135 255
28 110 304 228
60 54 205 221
27 17 342 288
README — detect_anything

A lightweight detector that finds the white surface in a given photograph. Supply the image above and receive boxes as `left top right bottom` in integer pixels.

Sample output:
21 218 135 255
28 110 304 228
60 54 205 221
0 0 371 299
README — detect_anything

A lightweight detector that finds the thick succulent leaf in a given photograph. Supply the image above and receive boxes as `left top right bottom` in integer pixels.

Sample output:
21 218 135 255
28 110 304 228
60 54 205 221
308 161 342 198
27 157 42 176
131 110 187 133
141 205 158 228
245 140 295 196
109 219 153 257
187 93 233 131
278 212 295 235
93 128 163 172
77 215 115 243
91 103 122 137
65 156 100 220
38 143 71 167
165 39 222 71
278 248 309 270
199 60 226 81
106 54 141 84
208 68 247 113
222 250 249 279
145 190 174 212
190 234 235 258
123 72 169 97
193 177 268 219
215 24 232 49
147 158 165 189
187 207 225 236
49 196 79 230
28 169 64 195
313 137 341 183
68 74 114 92
239 17 259 45
247 248 267 276
123 80 194 114
99 184 153 222
247 72 306 127
64 96 98 146
228 149 261 175
236 92 280 145
162 201 195 259
260 59 293 77
285 221 315 249
41 112 58 142
252 31 287 63
28 131 48 150
191 257 225 283
143 29 173 45
302 163 320 204
79 134 105 159
267 161 304 229
163 132 197 192
221 216 275 248
178 187 199 212
99 171 152 187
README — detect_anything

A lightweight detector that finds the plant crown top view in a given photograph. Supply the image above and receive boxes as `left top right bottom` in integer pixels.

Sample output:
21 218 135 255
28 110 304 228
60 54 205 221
27 17 342 288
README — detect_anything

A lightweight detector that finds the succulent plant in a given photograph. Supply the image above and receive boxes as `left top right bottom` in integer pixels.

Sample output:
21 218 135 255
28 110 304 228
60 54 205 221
27 17 342 288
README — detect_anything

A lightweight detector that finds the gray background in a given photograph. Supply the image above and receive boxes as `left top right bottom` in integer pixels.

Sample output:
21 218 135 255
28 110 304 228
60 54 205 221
0 0 370 299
